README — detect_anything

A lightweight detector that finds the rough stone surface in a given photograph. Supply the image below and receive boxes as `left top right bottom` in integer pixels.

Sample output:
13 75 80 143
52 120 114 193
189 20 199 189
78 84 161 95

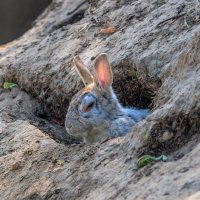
0 0 200 199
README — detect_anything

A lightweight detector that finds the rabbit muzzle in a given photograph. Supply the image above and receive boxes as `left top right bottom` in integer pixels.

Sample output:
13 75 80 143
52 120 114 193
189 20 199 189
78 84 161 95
65 113 91 138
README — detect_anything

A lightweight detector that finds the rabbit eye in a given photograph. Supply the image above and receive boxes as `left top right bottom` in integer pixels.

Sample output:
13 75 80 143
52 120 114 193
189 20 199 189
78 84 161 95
83 102 95 112
79 93 96 113
79 101 95 113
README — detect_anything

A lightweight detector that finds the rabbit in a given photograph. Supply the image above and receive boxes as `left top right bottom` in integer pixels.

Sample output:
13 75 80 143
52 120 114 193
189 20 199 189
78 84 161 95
65 53 150 144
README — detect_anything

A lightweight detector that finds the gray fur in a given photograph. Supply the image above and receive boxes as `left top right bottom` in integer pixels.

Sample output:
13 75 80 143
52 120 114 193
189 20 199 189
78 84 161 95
65 54 150 143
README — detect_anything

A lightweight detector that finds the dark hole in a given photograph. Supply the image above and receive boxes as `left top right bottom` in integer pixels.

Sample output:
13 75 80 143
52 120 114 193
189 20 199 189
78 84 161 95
0 0 52 45
112 60 160 110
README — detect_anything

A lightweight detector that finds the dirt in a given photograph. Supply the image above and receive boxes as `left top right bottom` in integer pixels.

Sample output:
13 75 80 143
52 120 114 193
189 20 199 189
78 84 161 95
0 0 200 199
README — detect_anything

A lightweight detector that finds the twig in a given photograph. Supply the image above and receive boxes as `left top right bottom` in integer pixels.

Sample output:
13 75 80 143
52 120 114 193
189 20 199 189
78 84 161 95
67 0 87 15
157 13 186 27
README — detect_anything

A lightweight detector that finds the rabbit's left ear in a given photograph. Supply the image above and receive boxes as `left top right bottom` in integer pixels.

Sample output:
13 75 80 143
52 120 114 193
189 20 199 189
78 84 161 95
94 53 113 89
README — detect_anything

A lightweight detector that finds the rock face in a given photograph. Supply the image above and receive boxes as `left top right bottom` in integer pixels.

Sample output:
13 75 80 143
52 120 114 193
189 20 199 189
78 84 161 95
0 0 200 199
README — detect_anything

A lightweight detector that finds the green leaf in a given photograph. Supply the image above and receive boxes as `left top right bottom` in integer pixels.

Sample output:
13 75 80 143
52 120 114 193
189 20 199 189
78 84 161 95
136 155 155 168
136 154 168 169
3 82 18 89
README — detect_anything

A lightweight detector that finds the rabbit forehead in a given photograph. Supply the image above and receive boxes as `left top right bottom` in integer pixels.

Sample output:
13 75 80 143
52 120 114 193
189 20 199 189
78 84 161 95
69 84 93 105
70 85 99 104
68 84 117 119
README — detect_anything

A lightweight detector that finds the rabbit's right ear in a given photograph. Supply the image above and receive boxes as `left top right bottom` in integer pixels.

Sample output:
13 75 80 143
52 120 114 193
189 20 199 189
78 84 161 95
73 56 94 86
93 53 113 89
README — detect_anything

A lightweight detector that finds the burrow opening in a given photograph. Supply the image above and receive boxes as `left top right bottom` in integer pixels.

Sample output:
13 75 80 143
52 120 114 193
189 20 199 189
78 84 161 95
112 58 161 110
31 58 161 145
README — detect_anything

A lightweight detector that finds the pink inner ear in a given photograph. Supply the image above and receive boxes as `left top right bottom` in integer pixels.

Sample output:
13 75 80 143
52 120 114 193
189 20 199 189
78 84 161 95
98 65 106 87
96 58 111 88
101 80 105 87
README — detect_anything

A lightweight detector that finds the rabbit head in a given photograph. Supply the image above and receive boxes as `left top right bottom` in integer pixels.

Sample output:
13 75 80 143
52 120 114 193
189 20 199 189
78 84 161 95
65 54 125 143
65 53 150 143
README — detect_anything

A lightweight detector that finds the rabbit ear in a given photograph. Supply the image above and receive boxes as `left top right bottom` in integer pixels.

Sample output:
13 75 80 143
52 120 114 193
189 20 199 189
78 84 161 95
73 56 94 86
94 53 113 89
